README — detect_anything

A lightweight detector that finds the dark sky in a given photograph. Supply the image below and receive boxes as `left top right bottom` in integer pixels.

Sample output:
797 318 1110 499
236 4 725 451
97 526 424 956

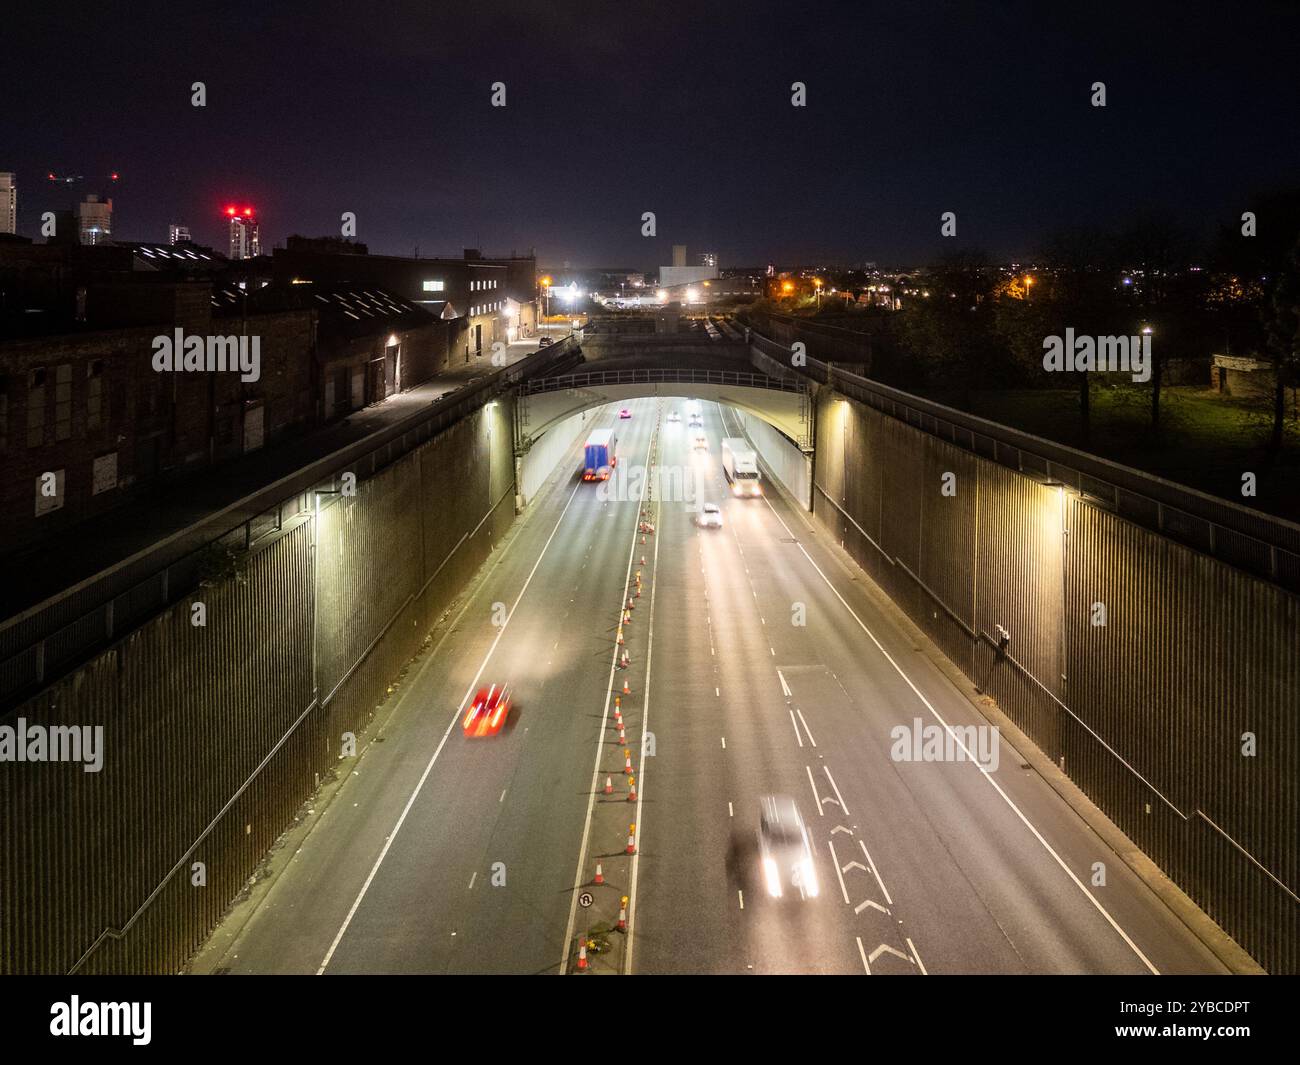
5 0 1299 268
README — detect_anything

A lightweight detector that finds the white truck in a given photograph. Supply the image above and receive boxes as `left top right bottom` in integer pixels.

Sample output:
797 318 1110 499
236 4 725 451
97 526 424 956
720 438 762 496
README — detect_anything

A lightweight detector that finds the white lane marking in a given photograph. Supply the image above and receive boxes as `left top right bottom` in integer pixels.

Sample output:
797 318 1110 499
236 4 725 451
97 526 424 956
738 890 744 911
721 736 727 749
499 789 507 803
855 898 889 915
317 476 586 975
907 938 928 975
715 687 720 697
856 936 871 975
777 669 792 698
468 871 477 890
728 802 734 817
823 765 849 816
869 943 913 966
828 840 851 904
624 474 662 976
560 427 657 976
805 765 824 815
795 708 818 748
788 709 804 747
754 484 1161 975
858 840 894 905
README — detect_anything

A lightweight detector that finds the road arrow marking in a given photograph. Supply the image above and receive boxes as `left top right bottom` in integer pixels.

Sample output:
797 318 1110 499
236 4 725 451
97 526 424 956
855 899 890 916
868 943 914 967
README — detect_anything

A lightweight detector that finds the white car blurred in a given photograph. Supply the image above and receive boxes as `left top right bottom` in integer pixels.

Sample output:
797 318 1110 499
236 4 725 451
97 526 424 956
693 433 707 450
667 411 681 423
758 795 818 899
698 503 723 528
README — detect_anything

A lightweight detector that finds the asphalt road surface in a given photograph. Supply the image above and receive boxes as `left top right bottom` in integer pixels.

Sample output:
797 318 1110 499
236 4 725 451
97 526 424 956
195 397 1230 975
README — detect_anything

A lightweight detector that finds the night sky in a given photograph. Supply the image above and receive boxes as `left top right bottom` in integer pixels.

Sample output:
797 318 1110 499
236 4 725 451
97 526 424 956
5 0 1299 268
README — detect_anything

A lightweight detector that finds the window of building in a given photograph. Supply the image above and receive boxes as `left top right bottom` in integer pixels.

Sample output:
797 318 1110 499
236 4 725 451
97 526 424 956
87 359 104 432
55 364 72 441
422 279 445 292
27 367 46 448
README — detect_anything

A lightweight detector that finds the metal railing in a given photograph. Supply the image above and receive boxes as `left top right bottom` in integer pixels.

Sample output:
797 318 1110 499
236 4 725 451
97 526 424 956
749 331 1300 592
0 335 582 709
523 367 806 395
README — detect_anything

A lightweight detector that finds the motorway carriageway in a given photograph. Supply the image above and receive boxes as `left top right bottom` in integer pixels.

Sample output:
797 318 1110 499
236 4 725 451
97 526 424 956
194 397 1230 975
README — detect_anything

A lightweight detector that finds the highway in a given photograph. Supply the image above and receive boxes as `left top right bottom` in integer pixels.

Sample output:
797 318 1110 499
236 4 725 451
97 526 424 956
193 397 1231 976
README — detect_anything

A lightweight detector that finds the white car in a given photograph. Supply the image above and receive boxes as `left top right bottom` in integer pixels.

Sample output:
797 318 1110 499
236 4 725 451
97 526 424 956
758 795 818 899
698 503 723 528
667 411 681 423
693 433 707 450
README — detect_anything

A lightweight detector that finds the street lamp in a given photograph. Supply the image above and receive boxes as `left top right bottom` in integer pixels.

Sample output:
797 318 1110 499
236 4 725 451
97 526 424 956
540 275 553 320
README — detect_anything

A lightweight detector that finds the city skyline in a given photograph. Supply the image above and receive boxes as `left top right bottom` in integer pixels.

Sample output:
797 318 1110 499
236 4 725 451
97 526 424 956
5 1 1299 266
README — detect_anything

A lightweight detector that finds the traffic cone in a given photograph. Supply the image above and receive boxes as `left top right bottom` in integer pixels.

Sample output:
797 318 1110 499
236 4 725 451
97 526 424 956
624 750 633 774
577 940 588 971
604 775 613 795
634 586 641 598
628 779 637 802
618 726 626 743
614 696 621 711
640 556 646 566
622 678 631 695
626 597 634 610
621 650 629 669
624 609 631 624
617 905 627 932
594 863 604 885
641 535 646 544
626 825 636 854
617 629 624 645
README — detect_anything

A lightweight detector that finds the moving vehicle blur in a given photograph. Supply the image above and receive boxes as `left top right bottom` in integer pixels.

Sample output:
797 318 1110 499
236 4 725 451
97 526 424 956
582 428 617 481
619 408 632 419
721 438 762 496
693 433 707 450
462 684 512 737
698 503 723 528
758 795 818 899
537 336 553 347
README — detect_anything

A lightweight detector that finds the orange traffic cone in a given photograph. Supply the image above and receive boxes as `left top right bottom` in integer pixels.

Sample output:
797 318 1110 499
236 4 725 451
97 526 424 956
624 751 633 774
617 629 624 645
604 776 613 795
617 905 627 932
594 863 604 885
577 940 588 971
622 678 631 695
640 557 646 566
626 826 636 854
628 779 637 802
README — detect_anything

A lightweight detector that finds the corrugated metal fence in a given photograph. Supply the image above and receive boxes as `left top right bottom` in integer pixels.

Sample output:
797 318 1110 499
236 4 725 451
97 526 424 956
0 400 518 974
813 390 1299 974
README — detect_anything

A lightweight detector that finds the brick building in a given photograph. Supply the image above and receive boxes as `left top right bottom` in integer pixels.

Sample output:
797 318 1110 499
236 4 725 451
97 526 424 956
0 238 451 554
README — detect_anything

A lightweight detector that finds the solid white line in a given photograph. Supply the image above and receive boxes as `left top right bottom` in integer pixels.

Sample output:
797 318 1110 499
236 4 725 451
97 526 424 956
805 765 824 815
755 486 1161 975
788 709 804 747
795 708 818 748
828 840 851 905
728 802 734 817
856 936 871 975
907 937 928 975
823 765 849 816
859 839 894 906
738 890 744 910
560 426 656 975
317 477 586 975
